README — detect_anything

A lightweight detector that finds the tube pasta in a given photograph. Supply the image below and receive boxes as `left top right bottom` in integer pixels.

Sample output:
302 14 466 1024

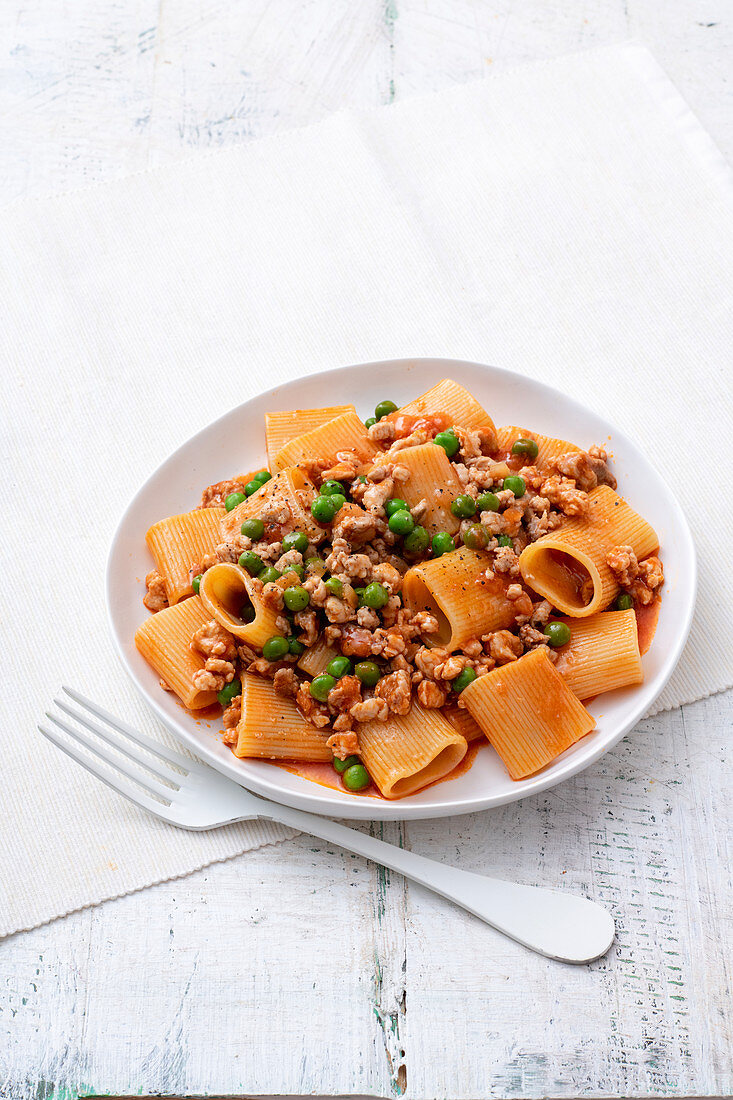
357 702 467 798
396 378 495 432
443 706 485 744
134 596 219 709
272 411 378 473
386 442 464 534
402 547 517 650
554 609 642 700
519 485 658 617
462 647 596 779
198 562 280 647
235 675 332 760
145 508 225 604
297 637 338 677
220 465 320 542
493 426 581 467
265 405 355 468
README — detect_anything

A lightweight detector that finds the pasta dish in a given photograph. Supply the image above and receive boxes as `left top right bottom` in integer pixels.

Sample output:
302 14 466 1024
135 379 663 799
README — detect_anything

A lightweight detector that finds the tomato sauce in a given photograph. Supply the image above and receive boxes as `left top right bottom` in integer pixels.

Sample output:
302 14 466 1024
635 598 661 655
386 411 451 438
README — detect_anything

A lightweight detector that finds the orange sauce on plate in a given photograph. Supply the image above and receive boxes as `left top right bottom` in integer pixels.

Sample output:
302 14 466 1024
635 597 661 655
386 411 451 438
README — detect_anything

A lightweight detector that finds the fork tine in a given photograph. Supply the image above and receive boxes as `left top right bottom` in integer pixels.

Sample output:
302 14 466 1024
54 697 181 789
61 686 199 772
39 724 170 819
44 712 174 803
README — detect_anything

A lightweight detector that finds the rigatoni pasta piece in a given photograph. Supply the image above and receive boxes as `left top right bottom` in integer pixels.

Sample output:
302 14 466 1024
198 563 280 647
297 637 338 677
235 675 332 760
272 411 378 473
395 378 495 432
357 702 467 798
220 465 320 542
519 485 658 617
443 706 485 744
493 426 581 467
402 547 517 651
134 596 219 709
146 508 225 604
554 609 643 700
462 647 596 779
265 405 355 468
386 442 464 534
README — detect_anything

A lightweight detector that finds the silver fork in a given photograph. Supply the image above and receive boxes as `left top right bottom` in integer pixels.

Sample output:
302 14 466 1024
40 686 615 963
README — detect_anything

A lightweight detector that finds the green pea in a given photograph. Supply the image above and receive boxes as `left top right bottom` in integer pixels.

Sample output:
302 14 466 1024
310 674 336 702
305 557 326 575
238 550 264 575
253 469 271 485
432 532 455 557
616 593 633 611
462 524 488 550
477 491 500 513
224 491 246 512
324 577 344 597
241 517 265 540
403 525 429 554
354 661 381 687
288 564 305 579
363 582 389 609
353 586 366 601
503 475 526 497
192 575 201 595
511 438 539 460
544 621 571 647
321 480 346 496
282 531 308 554
288 637 305 656
375 400 398 421
497 534 513 548
311 495 339 523
434 430 460 458
283 586 309 612
260 566 282 584
242 605 255 624
452 667 477 693
262 635 289 661
217 678 242 707
343 764 371 791
327 655 352 678
357 475 367 483
245 479 262 497
388 510 415 536
329 493 346 512
365 417 377 429
451 494 477 519
333 754 360 774
384 498 408 517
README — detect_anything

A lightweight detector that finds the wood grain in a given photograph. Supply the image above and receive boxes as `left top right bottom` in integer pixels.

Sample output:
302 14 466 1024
0 2 731 1096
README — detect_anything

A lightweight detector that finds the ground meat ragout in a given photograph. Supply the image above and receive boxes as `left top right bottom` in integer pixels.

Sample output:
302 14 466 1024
139 383 663 798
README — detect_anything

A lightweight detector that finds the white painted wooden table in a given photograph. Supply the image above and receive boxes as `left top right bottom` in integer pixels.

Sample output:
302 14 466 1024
1 4 731 1097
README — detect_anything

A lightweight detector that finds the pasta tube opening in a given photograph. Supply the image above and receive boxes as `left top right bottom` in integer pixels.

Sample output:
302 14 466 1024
520 544 599 615
388 741 467 798
199 562 280 646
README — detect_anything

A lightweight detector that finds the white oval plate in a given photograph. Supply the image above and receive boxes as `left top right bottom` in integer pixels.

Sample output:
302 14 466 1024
107 358 696 820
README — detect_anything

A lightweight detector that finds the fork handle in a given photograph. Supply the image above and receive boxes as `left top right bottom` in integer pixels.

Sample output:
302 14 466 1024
254 799 614 963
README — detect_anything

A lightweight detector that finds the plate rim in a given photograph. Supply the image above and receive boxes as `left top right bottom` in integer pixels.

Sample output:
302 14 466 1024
106 357 697 821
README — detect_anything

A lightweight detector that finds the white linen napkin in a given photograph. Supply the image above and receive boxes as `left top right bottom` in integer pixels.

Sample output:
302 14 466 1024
1 42 731 939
